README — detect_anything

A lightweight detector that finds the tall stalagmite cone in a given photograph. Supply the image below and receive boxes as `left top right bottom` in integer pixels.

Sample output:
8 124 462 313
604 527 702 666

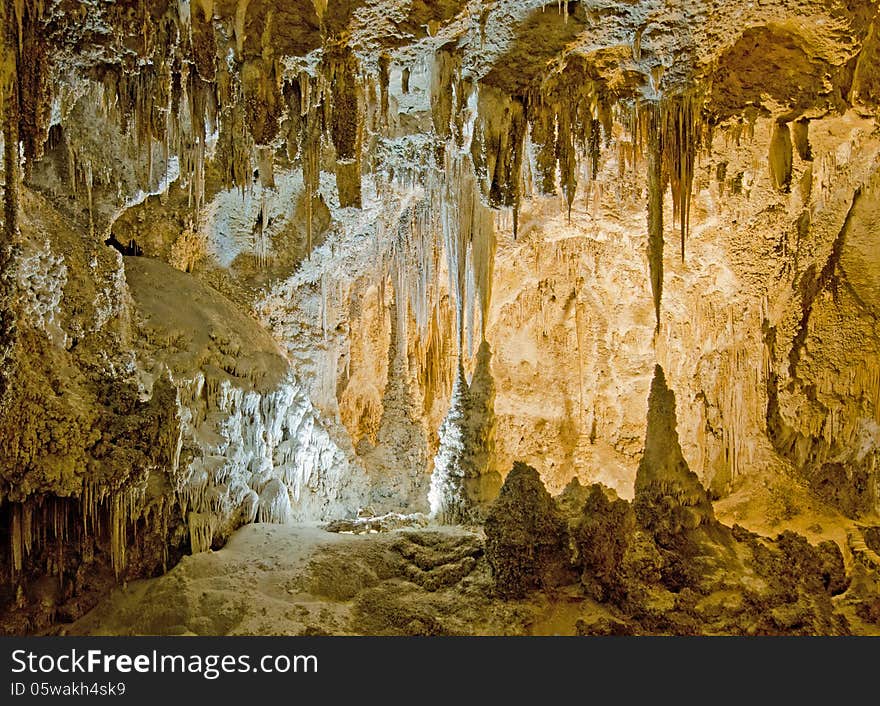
633 365 714 542
465 340 502 507
769 120 793 192
428 362 472 524
428 343 501 524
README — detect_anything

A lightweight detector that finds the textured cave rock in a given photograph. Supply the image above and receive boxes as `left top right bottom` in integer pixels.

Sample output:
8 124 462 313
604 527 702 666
476 370 855 634
484 462 572 598
483 459 854 633
572 483 640 603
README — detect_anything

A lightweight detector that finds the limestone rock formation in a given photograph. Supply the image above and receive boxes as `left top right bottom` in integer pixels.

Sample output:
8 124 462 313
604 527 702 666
429 344 502 524
484 462 571 598
634 365 715 543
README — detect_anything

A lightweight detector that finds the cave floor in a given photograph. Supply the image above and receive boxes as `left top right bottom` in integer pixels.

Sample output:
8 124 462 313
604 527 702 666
62 512 880 636
63 522 620 637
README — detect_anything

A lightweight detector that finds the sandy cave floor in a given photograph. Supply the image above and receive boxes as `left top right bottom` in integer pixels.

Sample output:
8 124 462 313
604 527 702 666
63 522 620 637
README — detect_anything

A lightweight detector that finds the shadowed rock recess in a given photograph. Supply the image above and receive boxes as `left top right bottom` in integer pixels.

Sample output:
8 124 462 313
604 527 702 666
0 0 879 635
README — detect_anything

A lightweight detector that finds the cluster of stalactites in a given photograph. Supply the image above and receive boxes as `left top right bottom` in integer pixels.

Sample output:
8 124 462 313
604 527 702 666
436 150 497 358
428 344 502 525
3 483 171 582
525 78 608 220
519 73 707 330
626 93 706 240
11 0 368 247
639 93 705 328
470 85 527 239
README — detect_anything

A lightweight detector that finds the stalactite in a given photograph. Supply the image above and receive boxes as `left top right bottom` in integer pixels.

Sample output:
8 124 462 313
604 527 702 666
661 93 699 260
186 73 211 220
10 502 22 574
110 492 126 578
471 85 526 238
430 44 458 144
585 117 599 181
300 91 321 257
189 3 217 80
3 487 149 582
242 58 283 147
769 119 793 192
429 340 501 524
529 99 558 195
283 77 302 162
471 200 496 339
327 47 363 208
467 340 501 486
215 72 254 191
378 53 390 128
3 4 20 243
646 100 664 332
557 104 577 219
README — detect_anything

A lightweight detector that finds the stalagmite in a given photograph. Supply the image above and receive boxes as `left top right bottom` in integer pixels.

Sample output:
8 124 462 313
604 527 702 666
558 106 577 219
634 365 715 540
428 364 472 524
283 77 302 162
484 462 570 598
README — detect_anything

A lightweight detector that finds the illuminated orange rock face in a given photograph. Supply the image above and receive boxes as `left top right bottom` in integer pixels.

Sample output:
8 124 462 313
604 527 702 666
0 0 879 634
